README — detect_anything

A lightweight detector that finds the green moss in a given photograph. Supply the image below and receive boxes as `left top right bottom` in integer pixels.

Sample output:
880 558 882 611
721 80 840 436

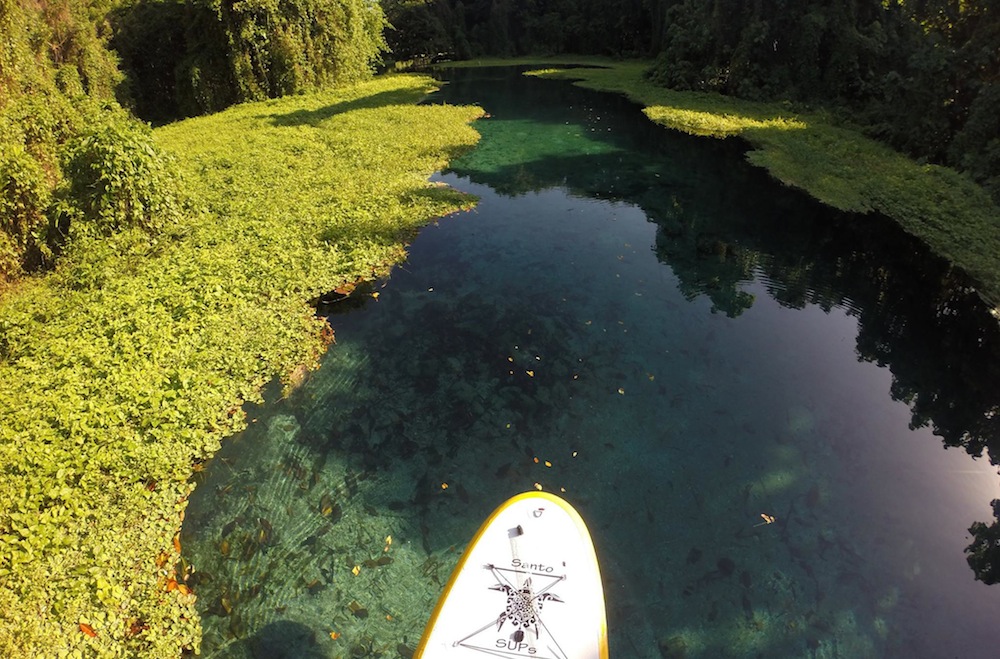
0 73 482 657
526 62 1000 309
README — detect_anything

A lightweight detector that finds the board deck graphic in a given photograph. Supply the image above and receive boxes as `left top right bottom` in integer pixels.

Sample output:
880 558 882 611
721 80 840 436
414 491 608 659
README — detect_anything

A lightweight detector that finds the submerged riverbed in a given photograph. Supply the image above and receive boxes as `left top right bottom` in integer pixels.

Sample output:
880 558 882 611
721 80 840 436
181 67 1000 658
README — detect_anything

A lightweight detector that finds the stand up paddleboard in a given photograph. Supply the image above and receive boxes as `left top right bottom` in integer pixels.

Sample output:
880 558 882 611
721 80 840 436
414 491 608 659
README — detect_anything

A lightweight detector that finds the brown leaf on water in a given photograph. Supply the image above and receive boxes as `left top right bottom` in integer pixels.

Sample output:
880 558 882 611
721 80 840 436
334 282 356 295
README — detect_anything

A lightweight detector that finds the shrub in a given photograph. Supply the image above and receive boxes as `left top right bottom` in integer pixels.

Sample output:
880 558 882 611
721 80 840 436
59 115 183 239
0 143 52 279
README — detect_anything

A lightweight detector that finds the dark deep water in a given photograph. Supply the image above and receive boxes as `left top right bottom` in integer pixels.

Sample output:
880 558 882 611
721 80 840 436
182 67 1000 658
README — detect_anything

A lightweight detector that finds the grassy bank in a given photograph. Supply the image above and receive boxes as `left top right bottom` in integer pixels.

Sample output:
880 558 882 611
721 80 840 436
453 59 1000 310
0 74 482 657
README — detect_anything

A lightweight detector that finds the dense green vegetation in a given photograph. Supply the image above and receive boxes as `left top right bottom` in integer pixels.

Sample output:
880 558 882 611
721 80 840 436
1 0 389 287
388 0 1000 205
0 74 482 656
2 0 999 654
0 0 133 283
111 0 389 121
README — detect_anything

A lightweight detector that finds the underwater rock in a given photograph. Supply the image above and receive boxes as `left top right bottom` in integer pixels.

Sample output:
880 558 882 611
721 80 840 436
805 484 822 509
658 634 688 658
251 620 323 659
786 405 815 435
267 414 301 442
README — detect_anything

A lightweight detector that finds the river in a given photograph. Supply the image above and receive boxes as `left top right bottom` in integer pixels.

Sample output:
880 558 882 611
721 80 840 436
181 66 1000 658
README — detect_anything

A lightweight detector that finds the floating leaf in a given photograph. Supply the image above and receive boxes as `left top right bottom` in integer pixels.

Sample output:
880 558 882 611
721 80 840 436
753 513 777 527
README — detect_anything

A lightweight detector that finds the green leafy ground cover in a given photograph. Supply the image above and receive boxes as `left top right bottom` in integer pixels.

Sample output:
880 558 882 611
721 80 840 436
489 59 1000 310
0 74 482 657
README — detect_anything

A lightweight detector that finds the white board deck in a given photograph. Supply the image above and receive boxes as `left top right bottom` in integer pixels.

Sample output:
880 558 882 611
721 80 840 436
414 491 608 659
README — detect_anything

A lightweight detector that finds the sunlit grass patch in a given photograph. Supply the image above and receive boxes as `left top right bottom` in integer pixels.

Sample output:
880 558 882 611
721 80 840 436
0 74 482 658
643 106 807 138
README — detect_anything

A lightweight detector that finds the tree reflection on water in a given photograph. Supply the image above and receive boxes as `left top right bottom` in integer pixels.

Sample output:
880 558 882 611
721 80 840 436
433 66 1000 582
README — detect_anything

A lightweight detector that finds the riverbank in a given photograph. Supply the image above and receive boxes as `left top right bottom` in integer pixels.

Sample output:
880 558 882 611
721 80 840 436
0 74 482 657
436 58 1000 311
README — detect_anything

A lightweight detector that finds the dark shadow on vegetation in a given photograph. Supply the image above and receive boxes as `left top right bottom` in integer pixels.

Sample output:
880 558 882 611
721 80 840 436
261 88 435 127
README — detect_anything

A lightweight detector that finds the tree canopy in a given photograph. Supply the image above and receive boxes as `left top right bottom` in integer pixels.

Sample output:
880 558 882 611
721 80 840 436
385 0 1000 204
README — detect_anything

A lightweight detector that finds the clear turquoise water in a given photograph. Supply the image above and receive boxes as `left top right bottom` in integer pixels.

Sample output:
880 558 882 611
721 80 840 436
181 67 1000 658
